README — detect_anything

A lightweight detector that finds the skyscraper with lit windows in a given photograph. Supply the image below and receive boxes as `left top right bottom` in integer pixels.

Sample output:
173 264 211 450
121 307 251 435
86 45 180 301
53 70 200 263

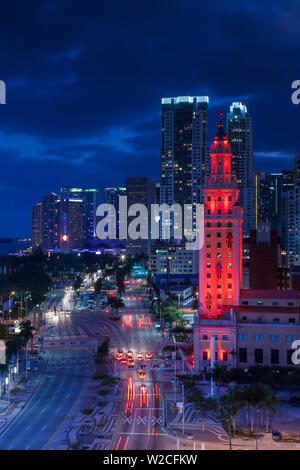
160 96 210 235
226 102 253 237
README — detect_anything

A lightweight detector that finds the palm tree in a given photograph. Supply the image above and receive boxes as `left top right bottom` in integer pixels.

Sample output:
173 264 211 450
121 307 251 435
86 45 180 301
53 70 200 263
210 363 230 393
218 390 242 449
106 296 125 318
256 384 280 432
19 321 34 378
239 385 253 428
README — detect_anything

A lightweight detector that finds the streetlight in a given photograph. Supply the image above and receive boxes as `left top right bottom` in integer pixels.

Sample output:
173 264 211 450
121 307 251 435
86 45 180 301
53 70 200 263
6 291 15 337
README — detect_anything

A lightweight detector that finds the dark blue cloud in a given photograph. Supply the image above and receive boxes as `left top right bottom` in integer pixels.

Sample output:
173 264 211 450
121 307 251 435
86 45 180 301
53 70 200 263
0 0 299 235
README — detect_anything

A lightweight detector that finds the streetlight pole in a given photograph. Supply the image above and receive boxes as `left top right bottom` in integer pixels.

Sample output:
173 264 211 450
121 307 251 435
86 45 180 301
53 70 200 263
6 291 15 338
182 382 185 435
256 406 259 450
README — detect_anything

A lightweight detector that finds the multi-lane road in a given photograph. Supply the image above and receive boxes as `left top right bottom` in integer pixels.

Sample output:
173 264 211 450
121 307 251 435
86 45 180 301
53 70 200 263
0 280 214 450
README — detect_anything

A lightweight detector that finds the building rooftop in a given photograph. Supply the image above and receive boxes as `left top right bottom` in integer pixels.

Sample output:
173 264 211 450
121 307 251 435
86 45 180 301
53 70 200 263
162 96 209 105
240 289 300 299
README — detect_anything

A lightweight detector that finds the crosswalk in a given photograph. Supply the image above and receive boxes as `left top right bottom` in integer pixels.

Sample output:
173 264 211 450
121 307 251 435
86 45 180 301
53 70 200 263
170 403 224 432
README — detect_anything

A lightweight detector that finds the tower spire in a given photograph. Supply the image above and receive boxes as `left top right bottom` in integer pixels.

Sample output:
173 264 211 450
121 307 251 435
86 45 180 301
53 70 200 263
216 109 226 140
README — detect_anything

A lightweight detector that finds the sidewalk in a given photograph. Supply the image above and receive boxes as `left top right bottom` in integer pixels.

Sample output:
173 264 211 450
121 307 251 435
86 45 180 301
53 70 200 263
0 356 47 438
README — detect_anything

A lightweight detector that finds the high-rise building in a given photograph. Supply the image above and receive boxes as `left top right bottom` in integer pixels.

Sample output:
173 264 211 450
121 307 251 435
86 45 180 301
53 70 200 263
126 177 156 256
60 187 99 242
160 96 209 235
226 102 253 237
58 195 84 253
41 193 59 251
32 203 43 247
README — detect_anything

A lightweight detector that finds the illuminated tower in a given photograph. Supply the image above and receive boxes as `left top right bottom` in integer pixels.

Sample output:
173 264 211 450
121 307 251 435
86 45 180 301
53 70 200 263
193 113 243 373
199 112 243 317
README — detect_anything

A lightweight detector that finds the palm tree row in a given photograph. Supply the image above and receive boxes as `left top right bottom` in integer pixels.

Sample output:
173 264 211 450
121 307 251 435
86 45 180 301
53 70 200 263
218 383 280 444
1 321 34 396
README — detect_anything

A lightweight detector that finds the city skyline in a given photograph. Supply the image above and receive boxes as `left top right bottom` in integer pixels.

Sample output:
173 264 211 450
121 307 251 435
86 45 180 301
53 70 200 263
0 1 300 236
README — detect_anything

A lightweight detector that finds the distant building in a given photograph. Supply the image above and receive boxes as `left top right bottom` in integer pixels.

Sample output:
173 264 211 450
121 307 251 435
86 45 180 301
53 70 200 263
150 240 198 276
286 185 300 267
60 186 99 242
294 154 300 186
104 187 126 238
58 195 84 253
226 102 254 237
126 177 156 256
32 202 43 248
254 171 268 229
41 193 59 251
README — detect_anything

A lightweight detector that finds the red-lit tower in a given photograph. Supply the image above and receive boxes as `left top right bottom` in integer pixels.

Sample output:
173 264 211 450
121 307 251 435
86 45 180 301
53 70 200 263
193 113 243 374
199 112 243 317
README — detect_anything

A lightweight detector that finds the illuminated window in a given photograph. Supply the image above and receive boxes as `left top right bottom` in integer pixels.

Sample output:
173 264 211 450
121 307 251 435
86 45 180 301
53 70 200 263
228 263 232 269
228 252 232 258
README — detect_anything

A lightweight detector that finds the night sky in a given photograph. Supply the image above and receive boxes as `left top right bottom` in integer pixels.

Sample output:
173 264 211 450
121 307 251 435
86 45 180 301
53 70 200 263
0 0 299 236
